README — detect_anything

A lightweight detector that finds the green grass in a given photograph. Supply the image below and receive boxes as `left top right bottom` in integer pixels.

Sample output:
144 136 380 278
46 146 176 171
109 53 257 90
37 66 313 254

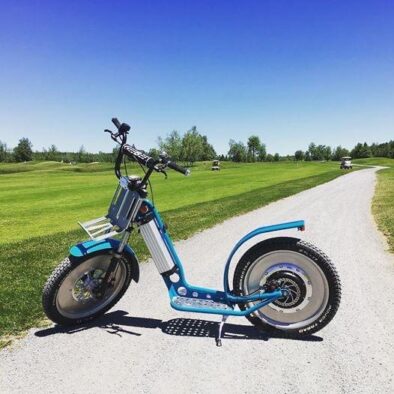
0 160 355 347
0 161 346 245
373 168 394 252
353 157 394 167
355 158 394 252
0 160 115 175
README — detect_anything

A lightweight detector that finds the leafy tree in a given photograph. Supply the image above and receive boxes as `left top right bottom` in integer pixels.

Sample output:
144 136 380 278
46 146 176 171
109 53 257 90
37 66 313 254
247 135 261 162
322 145 332 161
148 148 161 160
351 142 371 159
257 143 267 161
273 153 280 162
304 151 311 161
228 139 247 162
200 135 216 161
315 145 326 161
370 143 378 157
77 145 86 162
181 127 203 165
369 141 394 158
111 147 120 163
156 127 215 163
266 153 274 162
158 130 182 160
388 141 394 158
308 143 331 161
14 138 33 162
0 141 8 162
294 150 304 161
46 144 58 161
332 146 350 161
308 143 317 160
96 151 113 162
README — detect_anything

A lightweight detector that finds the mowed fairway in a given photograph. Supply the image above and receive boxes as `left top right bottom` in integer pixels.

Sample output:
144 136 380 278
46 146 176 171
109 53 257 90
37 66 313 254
0 160 353 346
1 160 346 244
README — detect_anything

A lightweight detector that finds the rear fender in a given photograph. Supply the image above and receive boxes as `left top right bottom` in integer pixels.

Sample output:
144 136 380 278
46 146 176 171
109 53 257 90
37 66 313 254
223 220 305 293
69 238 139 283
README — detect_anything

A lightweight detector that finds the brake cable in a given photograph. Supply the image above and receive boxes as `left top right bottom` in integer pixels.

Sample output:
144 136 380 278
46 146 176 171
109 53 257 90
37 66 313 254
111 124 158 205
123 155 128 177
137 160 155 206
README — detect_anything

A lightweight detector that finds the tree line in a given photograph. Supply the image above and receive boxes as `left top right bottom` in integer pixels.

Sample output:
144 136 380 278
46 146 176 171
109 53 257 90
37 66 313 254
226 140 394 162
0 139 117 163
0 131 393 165
293 141 394 162
0 126 216 165
150 127 216 165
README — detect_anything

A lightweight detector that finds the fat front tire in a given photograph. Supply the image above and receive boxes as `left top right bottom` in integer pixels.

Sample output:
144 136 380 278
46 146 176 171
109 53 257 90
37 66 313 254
233 237 341 336
42 251 135 326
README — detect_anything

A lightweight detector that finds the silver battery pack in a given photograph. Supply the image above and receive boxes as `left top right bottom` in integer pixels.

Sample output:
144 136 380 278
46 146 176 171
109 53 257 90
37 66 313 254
139 220 175 274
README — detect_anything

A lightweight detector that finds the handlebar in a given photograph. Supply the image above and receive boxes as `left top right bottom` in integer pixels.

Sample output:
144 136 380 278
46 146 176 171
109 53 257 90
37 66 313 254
107 117 190 179
112 118 121 130
122 144 190 176
167 161 190 176
122 144 157 169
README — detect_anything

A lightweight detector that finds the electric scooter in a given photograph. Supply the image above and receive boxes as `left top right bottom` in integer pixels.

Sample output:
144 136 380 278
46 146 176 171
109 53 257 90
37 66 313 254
43 118 341 346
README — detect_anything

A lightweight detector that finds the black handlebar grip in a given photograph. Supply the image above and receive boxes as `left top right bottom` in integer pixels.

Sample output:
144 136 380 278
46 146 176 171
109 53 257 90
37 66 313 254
112 118 121 130
168 161 190 176
122 144 157 168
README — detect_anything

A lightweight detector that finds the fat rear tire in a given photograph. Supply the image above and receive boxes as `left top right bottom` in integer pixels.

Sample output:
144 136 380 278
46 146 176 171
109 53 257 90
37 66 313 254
233 237 341 337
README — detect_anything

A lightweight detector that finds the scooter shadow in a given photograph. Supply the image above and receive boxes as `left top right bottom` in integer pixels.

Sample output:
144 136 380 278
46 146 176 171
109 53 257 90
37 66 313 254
35 310 323 343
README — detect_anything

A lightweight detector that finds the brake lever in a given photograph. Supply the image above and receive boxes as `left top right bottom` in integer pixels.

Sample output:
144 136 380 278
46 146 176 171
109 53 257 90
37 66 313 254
154 164 168 179
104 129 122 144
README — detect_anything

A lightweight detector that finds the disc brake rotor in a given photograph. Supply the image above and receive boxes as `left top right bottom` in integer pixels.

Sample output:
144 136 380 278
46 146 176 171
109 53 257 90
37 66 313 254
72 269 105 302
260 263 312 314
268 271 307 309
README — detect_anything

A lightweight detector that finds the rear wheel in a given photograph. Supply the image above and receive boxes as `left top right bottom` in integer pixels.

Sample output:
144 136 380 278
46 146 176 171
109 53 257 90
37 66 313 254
233 237 341 336
43 251 135 325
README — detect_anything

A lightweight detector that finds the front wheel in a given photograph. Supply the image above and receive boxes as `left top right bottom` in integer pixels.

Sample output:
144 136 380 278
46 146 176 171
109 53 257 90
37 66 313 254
233 237 341 336
42 251 135 325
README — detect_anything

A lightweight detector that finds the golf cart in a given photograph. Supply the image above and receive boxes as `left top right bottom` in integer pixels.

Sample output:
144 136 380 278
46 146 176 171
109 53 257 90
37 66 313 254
211 160 220 171
340 156 352 170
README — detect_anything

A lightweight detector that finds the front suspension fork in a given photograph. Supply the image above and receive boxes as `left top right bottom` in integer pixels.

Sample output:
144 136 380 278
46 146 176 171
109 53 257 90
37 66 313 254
94 229 132 299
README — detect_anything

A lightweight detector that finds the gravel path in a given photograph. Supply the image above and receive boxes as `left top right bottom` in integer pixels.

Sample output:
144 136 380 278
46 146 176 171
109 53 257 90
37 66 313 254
1 167 393 393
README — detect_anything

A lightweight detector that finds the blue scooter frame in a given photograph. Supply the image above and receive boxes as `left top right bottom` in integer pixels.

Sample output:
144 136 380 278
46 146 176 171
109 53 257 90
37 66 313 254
71 199 305 317
145 201 305 316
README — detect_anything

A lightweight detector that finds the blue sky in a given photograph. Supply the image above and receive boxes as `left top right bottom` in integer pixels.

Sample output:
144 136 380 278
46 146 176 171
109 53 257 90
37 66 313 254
0 0 393 155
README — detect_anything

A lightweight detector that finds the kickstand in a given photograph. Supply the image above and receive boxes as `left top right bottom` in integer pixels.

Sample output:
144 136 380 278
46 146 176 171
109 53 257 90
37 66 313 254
216 315 228 347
